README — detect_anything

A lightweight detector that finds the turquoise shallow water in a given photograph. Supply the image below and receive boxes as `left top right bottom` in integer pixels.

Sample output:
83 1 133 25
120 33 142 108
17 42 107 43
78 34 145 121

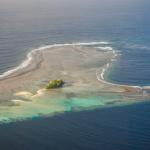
0 85 148 124
0 92 138 124
0 101 150 150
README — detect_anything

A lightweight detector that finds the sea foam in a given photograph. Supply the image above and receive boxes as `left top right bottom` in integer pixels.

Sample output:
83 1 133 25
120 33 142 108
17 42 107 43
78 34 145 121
0 41 110 79
96 46 113 51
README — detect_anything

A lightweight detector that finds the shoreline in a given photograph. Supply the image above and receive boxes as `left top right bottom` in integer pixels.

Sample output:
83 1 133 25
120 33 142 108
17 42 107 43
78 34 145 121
0 44 149 123
0 43 149 100
0 42 109 80
0 42 149 89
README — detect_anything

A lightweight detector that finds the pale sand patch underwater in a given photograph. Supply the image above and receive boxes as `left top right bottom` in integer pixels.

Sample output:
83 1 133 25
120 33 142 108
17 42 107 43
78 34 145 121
0 45 149 123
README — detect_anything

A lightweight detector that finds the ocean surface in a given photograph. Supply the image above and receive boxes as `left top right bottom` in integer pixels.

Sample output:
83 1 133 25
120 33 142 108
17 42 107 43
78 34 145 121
0 102 150 150
0 0 150 149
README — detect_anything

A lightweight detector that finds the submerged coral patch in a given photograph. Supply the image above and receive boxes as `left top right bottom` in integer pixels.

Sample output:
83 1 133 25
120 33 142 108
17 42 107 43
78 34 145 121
0 44 149 124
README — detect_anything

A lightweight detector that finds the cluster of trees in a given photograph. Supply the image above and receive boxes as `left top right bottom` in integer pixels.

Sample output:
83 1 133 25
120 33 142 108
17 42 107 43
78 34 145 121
46 79 64 89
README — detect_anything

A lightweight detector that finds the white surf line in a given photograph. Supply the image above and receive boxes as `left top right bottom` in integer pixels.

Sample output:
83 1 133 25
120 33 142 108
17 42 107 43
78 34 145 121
96 46 113 51
95 50 144 92
0 41 110 79
96 64 144 91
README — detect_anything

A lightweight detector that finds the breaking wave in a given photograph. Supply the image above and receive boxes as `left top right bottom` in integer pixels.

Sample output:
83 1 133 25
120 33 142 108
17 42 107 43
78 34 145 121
0 41 110 79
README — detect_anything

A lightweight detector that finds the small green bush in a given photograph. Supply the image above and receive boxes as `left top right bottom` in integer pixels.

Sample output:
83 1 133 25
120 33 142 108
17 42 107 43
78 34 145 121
46 79 64 89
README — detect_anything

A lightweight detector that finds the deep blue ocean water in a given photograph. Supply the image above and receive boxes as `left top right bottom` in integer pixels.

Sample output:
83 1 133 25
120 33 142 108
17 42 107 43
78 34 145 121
0 0 150 149
0 102 150 150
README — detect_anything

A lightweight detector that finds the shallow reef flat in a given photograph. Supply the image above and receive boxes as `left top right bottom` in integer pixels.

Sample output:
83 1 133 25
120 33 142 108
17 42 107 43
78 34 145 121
0 45 149 123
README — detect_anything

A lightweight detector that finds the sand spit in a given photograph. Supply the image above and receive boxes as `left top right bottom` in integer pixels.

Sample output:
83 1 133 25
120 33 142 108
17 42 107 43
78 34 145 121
0 45 149 103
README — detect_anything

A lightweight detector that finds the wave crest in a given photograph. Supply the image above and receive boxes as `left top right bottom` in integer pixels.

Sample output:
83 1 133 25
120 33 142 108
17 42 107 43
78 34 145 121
0 41 111 79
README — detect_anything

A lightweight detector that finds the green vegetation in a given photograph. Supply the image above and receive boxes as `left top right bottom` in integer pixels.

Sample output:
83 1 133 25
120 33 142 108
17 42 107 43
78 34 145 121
46 79 64 89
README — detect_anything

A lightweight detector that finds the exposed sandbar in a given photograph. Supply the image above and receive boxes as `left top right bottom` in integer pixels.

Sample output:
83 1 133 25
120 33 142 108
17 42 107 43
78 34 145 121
0 45 148 102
